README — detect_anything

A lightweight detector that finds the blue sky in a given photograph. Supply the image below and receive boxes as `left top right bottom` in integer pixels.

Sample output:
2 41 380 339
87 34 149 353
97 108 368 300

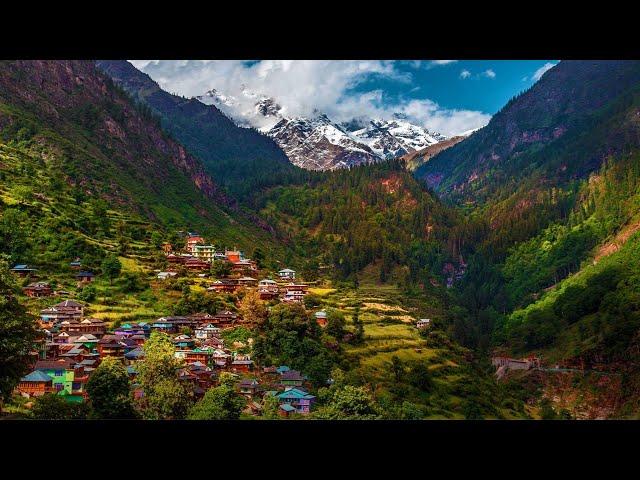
132 60 558 135
354 60 557 114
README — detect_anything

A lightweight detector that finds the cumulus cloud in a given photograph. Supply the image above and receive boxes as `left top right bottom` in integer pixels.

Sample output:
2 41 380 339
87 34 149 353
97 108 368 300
430 60 457 66
532 62 557 81
482 69 496 79
460 69 471 79
131 60 490 136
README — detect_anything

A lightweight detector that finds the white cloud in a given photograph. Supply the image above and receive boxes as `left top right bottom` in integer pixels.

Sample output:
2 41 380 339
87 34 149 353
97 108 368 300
131 60 490 137
460 69 471 79
482 69 496 79
431 60 457 66
532 62 557 81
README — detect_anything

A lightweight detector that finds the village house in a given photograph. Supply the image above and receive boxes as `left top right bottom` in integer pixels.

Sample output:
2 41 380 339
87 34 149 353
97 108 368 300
238 378 260 397
280 370 305 387
282 289 306 303
75 271 95 284
208 279 240 294
16 370 54 397
59 318 106 337
258 279 279 300
157 271 178 280
237 276 257 286
212 310 239 326
69 258 82 270
124 346 145 363
416 318 431 330
278 268 296 280
279 403 297 417
167 253 189 265
231 354 254 373
192 244 216 262
11 264 38 277
34 359 76 395
314 310 328 327
97 335 125 358
276 388 316 415
185 258 210 272
185 235 205 253
231 259 257 273
225 250 242 263
195 323 221 340
23 281 53 298
211 349 230 367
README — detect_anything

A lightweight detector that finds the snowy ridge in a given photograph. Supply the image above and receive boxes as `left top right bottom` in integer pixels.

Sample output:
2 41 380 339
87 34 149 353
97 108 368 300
194 87 448 170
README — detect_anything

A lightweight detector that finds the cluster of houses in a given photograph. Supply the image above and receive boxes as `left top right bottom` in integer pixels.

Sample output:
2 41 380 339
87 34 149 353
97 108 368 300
14 259 95 299
15 296 320 416
160 233 259 274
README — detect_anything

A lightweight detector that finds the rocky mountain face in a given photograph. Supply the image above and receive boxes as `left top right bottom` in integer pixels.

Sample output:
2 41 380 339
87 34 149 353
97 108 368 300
196 87 448 171
402 135 468 171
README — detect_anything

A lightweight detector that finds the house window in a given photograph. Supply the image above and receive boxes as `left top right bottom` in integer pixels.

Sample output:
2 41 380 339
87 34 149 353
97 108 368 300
55 371 63 376
55 384 63 391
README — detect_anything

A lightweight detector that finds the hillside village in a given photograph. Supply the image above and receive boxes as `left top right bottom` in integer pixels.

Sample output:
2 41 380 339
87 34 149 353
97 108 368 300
9 232 436 419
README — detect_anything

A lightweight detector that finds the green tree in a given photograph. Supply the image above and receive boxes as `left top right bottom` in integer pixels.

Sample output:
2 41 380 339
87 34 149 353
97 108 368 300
211 260 232 278
77 283 97 302
262 394 280 419
30 394 89 420
0 261 41 403
136 332 193 419
326 309 346 339
86 357 137 419
389 355 405 384
187 384 245 420
101 254 122 285
238 289 268 326
314 385 380 420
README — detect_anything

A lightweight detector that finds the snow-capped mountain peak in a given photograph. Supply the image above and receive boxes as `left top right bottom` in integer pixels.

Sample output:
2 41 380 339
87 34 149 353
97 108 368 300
194 87 448 170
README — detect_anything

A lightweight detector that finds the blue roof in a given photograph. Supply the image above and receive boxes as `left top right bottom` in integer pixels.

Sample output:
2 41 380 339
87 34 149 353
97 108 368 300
279 403 296 412
21 371 52 382
127 366 137 375
13 264 28 269
276 365 290 374
124 347 144 359
276 388 316 401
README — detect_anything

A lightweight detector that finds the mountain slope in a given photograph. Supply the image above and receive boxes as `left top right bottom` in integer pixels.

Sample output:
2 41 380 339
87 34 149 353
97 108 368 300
95 60 304 201
417 60 640 203
0 60 286 256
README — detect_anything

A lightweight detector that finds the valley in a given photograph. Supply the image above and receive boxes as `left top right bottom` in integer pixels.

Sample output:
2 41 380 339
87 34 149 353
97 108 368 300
3 59 640 420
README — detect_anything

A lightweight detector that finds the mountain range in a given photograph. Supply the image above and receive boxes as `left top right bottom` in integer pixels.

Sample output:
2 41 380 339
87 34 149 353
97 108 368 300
197 86 449 170
5 59 640 417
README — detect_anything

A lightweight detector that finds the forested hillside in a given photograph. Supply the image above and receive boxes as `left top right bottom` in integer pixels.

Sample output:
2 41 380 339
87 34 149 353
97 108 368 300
0 60 290 269
256 159 459 285
96 60 311 203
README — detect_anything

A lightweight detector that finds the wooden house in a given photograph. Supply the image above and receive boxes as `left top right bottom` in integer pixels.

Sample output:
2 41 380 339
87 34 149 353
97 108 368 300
11 264 38 277
185 258 210 272
186 235 205 253
75 271 95 283
97 335 125 358
276 388 316 415
238 378 260 397
16 370 54 397
314 310 328 327
280 370 305 387
278 268 296 280
24 282 53 297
